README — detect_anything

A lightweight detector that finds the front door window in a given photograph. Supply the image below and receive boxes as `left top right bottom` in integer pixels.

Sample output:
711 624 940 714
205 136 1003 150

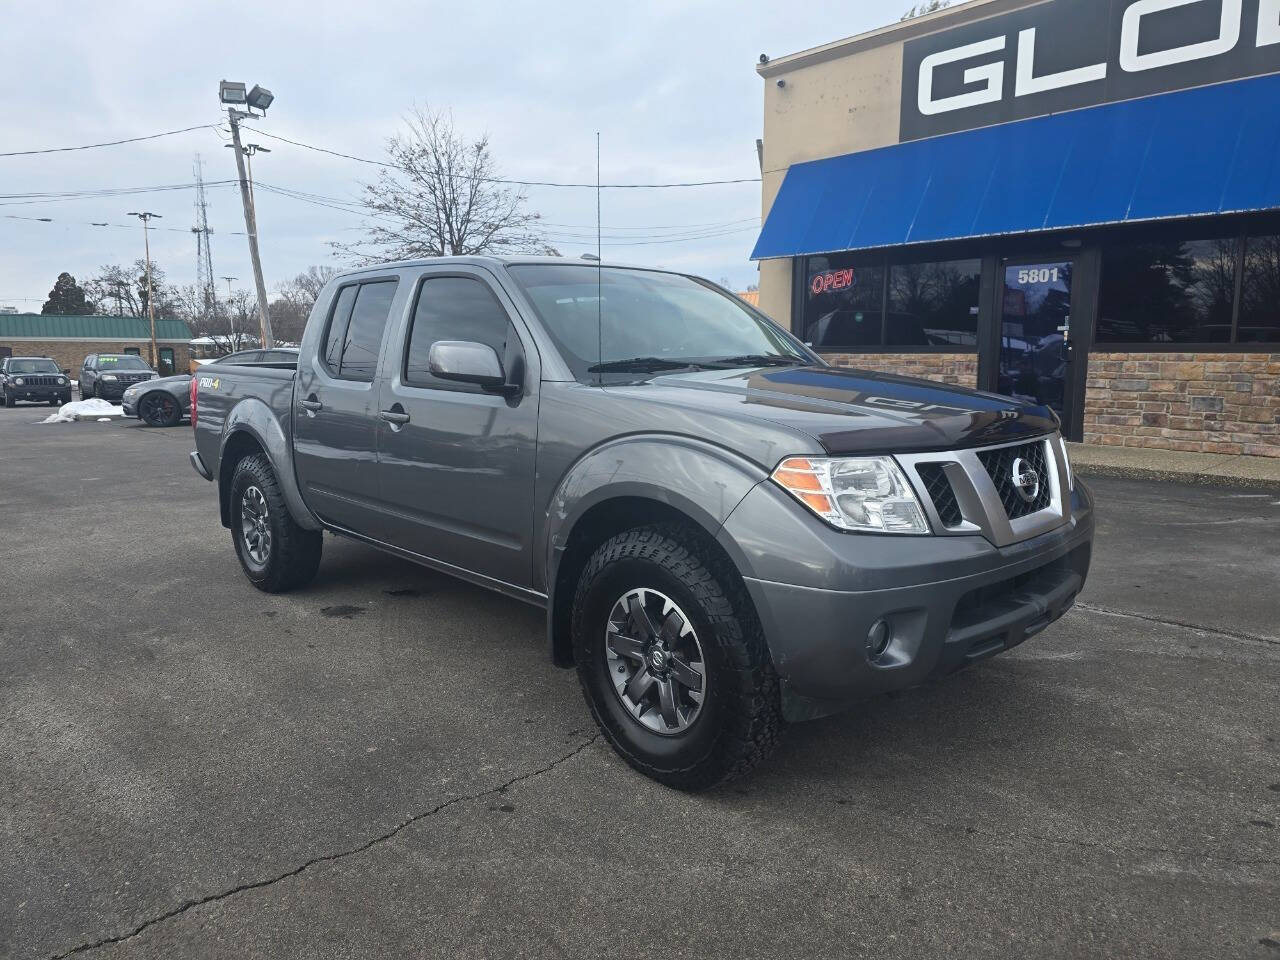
999 261 1072 418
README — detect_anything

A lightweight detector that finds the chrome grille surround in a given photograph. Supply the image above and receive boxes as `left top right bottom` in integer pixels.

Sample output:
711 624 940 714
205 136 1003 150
896 433 1072 548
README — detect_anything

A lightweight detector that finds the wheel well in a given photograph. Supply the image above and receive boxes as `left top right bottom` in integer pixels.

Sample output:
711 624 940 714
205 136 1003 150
217 431 266 528
548 497 746 667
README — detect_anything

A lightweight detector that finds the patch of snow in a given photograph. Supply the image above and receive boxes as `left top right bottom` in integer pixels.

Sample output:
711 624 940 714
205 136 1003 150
40 398 125 423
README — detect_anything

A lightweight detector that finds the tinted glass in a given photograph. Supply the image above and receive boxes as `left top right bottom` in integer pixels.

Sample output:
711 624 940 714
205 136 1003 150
322 285 358 373
260 350 298 363
508 265 804 383
1238 234 1280 344
339 281 398 381
886 259 981 346
999 262 1072 416
7 359 59 374
405 277 514 389
1097 238 1237 343
801 255 884 348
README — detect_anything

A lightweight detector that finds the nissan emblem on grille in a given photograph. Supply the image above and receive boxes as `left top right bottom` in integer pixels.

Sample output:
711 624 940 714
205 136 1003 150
1011 457 1040 503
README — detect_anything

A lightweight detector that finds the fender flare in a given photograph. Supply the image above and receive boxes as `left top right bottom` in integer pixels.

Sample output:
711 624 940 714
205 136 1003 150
218 398 322 531
540 434 768 664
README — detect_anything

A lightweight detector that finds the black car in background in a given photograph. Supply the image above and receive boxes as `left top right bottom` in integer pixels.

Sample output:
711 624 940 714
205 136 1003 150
1 357 73 407
122 348 298 427
79 354 158 401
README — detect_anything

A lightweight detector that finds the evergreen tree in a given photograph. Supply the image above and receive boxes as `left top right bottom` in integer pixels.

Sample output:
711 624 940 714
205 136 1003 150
41 272 94 315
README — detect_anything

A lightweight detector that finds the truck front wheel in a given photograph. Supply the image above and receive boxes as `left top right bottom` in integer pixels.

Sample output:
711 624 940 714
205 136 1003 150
229 453 322 593
572 524 783 791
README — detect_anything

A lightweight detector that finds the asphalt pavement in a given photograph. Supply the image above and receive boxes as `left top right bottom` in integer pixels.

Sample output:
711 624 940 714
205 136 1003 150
1 403 1276 959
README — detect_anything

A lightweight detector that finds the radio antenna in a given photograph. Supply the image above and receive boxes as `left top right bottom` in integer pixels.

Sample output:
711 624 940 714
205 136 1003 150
596 131 603 386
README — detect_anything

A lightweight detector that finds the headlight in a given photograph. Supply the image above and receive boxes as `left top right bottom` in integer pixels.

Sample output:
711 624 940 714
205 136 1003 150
772 456 930 534
58 377 67 385
14 378 24 386
102 374 118 381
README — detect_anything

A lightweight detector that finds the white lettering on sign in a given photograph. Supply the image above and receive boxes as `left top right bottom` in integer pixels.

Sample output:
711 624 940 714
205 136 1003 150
1260 0 1280 46
918 35 1006 115
1120 0 1242 72
1015 27 1107 96
917 0 1268 119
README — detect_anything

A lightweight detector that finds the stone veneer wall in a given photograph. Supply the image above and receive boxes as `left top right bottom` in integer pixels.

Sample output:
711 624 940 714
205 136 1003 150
1084 352 1280 458
820 352 979 387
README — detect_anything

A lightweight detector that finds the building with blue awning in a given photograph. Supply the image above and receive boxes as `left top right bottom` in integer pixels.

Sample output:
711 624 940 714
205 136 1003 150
754 0 1280 456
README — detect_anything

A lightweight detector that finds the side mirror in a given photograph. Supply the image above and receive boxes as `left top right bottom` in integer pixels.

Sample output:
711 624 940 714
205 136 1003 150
62 368 70 376
427 341 518 395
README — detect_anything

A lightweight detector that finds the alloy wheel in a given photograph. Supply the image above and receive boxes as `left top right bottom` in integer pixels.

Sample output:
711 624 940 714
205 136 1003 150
239 485 272 565
604 587 706 735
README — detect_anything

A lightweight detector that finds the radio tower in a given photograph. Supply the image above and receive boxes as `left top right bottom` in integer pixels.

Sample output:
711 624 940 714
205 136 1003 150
191 155 218 322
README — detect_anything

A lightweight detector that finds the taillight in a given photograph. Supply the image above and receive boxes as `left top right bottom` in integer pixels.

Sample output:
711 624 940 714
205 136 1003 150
190 375 198 428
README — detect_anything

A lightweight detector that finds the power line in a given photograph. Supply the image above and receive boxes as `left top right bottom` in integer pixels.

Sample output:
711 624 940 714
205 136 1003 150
3 212 247 235
0 180 239 208
0 124 221 158
240 126 761 189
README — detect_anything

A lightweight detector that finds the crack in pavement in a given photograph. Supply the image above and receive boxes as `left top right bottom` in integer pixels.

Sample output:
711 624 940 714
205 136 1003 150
1074 601 1280 648
47 734 601 959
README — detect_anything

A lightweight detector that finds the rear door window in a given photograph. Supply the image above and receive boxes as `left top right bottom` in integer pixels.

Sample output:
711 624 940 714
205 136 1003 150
339 281 398 381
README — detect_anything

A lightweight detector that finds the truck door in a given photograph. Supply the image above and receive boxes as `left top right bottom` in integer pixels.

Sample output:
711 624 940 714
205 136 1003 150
373 268 539 589
293 275 401 533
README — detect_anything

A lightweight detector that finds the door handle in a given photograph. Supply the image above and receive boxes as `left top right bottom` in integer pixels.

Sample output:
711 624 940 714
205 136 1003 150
379 409 410 425
299 397 323 412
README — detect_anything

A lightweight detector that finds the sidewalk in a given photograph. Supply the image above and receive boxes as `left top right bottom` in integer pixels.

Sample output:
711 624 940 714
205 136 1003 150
1066 442 1280 490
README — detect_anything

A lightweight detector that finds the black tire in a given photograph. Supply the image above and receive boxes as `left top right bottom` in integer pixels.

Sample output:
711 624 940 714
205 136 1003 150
48 398 59 407
572 524 783 791
139 391 181 427
3 391 13 408
228 453 323 593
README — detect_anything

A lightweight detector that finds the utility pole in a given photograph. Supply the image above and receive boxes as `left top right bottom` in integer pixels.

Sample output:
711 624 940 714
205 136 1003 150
226 106 274 346
222 276 238 348
128 212 162 369
225 142 270 208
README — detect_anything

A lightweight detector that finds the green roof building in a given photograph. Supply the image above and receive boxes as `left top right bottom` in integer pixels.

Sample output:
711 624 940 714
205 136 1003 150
0 314 195 377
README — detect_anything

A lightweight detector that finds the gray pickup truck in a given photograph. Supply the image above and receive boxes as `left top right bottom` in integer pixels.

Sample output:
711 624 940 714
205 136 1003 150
191 256 1094 789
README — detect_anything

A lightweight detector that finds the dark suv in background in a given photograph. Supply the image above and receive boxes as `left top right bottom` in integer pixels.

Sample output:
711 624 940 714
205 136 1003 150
1 357 73 407
79 354 158 401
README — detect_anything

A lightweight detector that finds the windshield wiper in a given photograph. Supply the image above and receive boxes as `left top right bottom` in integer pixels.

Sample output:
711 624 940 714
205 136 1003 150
588 356 706 374
705 354 807 368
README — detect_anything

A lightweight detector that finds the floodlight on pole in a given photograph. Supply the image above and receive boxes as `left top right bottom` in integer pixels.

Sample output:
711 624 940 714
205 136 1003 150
221 79 275 347
127 211 162 370
219 80 248 105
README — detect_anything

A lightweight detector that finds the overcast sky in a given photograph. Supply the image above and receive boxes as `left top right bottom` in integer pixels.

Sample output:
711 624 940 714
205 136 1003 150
0 1 895 311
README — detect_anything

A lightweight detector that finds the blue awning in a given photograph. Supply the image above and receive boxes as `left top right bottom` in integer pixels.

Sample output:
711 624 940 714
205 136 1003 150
752 72 1280 260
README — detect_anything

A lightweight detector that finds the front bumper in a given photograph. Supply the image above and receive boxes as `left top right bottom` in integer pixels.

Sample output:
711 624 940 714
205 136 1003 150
5 384 71 403
122 397 139 416
720 480 1095 722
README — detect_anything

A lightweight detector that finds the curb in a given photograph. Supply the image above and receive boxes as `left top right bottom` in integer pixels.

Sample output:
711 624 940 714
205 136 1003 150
1074 462 1280 492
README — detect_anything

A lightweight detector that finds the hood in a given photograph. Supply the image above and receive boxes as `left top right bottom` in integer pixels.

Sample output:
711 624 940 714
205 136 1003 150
123 374 187 390
626 364 1058 455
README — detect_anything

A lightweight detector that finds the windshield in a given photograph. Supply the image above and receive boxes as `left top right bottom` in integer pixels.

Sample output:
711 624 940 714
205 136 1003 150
98 356 151 370
507 265 809 383
7 359 60 374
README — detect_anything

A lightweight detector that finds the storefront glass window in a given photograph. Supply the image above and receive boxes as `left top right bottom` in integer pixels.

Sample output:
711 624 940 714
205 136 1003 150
1238 235 1280 344
801 255 883 348
887 259 981 346
1096 237 1238 344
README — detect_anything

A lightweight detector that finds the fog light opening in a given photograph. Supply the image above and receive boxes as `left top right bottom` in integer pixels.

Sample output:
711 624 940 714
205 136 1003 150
866 619 892 661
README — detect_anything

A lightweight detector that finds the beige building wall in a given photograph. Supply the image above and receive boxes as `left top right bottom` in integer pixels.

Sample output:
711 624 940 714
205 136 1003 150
754 0 1033 326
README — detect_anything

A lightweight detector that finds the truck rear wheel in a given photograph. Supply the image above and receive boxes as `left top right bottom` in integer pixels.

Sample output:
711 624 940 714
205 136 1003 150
229 453 322 593
572 524 783 791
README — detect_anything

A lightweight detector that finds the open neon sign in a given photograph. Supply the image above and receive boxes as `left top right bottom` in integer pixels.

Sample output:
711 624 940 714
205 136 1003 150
810 268 855 296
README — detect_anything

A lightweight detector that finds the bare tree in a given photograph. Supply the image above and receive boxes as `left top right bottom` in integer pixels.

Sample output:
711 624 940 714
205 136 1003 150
269 265 338 344
901 0 950 19
333 106 556 264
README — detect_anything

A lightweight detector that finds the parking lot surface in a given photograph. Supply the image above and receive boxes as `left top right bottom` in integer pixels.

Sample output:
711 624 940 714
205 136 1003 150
1 404 1277 959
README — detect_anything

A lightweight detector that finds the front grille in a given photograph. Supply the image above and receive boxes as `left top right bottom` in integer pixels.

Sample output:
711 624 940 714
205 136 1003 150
22 376 60 386
977 440 1053 520
916 462 963 528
